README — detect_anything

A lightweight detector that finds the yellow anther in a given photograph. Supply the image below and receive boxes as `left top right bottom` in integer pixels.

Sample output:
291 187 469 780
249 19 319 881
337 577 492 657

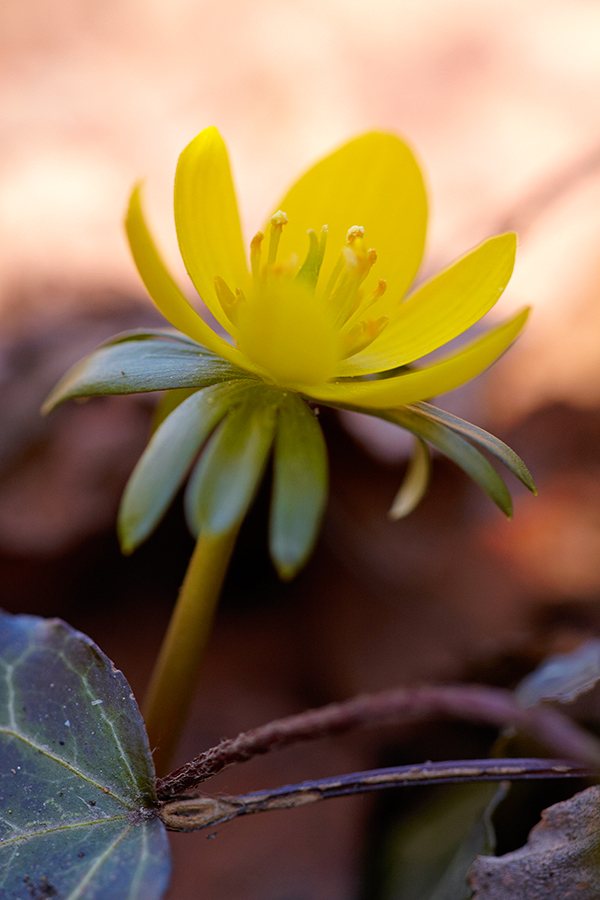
215 276 238 325
347 279 387 325
346 225 365 244
250 231 264 284
267 210 288 267
341 315 389 359
214 276 245 327
269 210 288 229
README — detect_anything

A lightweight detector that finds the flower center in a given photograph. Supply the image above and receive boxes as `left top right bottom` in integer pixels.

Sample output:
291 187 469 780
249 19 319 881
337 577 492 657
213 212 389 387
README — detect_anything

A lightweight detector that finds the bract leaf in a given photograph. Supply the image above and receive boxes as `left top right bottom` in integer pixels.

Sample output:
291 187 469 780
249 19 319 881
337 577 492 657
366 405 513 516
100 327 207 347
269 393 328 579
118 380 256 553
0 610 170 900
412 401 536 493
42 337 249 412
388 437 431 519
151 387 199 431
185 384 280 536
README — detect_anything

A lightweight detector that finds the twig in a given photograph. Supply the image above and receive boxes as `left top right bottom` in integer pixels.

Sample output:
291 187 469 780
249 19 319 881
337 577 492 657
159 757 590 832
156 683 600 799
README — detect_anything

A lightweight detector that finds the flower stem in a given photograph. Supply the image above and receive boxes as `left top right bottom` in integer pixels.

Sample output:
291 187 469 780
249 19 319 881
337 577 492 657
143 526 239 776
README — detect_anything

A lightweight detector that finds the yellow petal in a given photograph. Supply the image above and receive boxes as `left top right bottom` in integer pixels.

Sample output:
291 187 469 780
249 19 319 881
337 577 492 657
174 127 250 331
305 308 529 409
125 185 246 367
237 280 339 387
337 233 517 376
269 132 427 307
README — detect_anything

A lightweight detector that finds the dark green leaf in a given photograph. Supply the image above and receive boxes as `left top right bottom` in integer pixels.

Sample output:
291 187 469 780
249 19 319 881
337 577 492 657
412 402 536 494
269 393 328 580
0 611 170 899
42 337 251 412
374 782 504 900
185 384 280 536
119 379 256 552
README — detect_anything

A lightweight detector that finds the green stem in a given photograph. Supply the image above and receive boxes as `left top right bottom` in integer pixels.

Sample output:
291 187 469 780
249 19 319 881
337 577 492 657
143 526 239 777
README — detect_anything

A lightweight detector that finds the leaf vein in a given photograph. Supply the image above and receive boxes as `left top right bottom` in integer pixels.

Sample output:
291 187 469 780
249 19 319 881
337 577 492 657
0 727 135 807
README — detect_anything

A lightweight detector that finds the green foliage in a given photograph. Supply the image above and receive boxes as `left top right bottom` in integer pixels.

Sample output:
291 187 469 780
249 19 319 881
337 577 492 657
370 782 503 900
269 392 328 579
118 378 255 552
0 611 170 900
371 400 536 517
42 330 249 412
185 383 280 537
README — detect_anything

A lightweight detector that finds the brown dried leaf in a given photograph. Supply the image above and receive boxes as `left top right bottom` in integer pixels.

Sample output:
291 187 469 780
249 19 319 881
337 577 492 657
468 786 600 899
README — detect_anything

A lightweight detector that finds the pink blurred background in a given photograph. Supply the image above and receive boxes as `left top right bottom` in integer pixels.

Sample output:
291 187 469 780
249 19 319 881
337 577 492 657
2 0 600 413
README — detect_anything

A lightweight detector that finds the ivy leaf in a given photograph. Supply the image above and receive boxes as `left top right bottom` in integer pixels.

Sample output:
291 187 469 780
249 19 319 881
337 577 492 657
0 610 170 900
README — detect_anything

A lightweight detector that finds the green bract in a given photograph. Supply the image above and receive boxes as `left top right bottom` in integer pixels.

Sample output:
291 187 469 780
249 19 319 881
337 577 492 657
45 129 535 579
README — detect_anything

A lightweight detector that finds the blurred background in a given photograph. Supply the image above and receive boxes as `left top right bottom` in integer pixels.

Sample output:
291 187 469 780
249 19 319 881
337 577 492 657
2 0 600 897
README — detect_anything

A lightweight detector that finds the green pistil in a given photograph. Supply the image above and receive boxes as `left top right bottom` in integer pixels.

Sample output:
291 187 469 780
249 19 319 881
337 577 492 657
296 225 327 291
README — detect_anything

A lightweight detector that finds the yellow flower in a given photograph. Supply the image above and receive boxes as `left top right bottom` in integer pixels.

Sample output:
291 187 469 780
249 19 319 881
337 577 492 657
45 128 534 578
127 127 526 410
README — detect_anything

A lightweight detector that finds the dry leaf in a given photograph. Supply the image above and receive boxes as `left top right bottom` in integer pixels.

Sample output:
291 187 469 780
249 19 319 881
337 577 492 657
469 785 600 899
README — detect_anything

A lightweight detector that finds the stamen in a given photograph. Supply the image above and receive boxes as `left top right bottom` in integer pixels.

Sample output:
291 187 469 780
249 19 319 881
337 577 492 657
345 279 387 328
331 237 378 326
330 250 361 326
250 231 264 285
214 276 243 326
267 210 288 267
341 315 389 359
320 253 344 304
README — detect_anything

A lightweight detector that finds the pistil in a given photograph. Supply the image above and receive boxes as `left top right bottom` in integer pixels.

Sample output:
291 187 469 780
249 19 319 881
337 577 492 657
296 226 327 291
